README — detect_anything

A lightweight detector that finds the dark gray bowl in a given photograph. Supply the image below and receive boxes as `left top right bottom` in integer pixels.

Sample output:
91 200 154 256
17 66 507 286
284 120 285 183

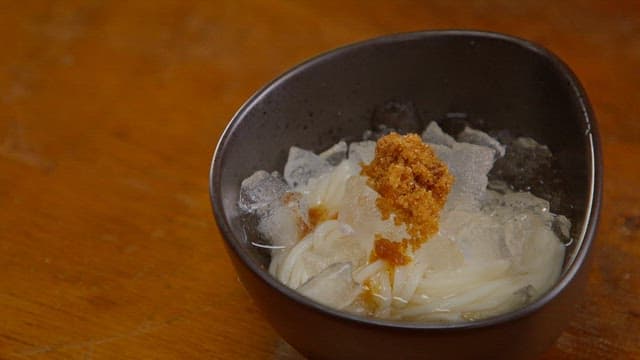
210 30 602 359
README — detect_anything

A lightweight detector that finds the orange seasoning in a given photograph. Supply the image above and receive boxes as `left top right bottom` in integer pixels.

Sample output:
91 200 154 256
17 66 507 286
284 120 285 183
281 192 312 238
359 279 380 315
362 132 454 266
369 235 410 266
293 202 338 239
308 204 337 228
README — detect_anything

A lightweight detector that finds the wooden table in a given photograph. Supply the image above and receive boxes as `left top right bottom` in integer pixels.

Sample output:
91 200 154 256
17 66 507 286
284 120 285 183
1 1 638 358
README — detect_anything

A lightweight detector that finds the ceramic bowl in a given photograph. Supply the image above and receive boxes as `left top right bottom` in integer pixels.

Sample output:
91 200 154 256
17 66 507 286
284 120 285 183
210 30 602 359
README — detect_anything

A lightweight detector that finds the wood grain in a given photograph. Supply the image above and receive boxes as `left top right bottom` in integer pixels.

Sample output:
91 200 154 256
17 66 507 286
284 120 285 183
1 1 638 358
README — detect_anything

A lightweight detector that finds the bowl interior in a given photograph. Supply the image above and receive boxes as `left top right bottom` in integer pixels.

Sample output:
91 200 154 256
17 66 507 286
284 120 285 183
212 31 599 325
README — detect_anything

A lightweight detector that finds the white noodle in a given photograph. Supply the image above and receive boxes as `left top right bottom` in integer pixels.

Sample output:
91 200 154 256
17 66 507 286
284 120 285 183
277 236 313 283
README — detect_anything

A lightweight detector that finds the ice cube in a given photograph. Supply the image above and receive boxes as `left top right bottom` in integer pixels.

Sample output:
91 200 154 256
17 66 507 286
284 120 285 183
319 141 348 166
501 213 540 258
482 189 565 260
284 147 333 188
363 124 395 141
297 262 360 309
457 126 506 159
421 122 456 147
501 191 550 213
371 100 422 134
337 176 408 242
486 180 511 194
238 170 289 212
552 214 572 244
256 191 309 248
442 209 508 263
338 176 379 235
489 136 555 193
489 136 571 215
415 235 464 272
430 142 495 208
515 137 552 153
348 140 376 166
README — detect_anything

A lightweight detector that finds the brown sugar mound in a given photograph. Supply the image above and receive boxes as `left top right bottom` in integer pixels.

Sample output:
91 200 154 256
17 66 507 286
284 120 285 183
362 132 454 261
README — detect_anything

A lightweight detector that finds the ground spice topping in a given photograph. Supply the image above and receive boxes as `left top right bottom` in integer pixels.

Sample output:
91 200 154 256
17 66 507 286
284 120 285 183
308 204 336 228
362 132 454 264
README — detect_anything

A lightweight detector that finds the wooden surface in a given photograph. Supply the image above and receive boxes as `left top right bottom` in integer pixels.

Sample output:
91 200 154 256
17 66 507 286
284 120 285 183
1 1 639 358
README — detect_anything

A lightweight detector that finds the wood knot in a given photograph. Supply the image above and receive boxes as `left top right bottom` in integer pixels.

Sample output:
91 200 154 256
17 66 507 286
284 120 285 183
617 214 640 236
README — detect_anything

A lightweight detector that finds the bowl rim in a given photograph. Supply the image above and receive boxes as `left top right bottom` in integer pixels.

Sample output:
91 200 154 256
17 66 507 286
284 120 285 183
210 29 602 331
